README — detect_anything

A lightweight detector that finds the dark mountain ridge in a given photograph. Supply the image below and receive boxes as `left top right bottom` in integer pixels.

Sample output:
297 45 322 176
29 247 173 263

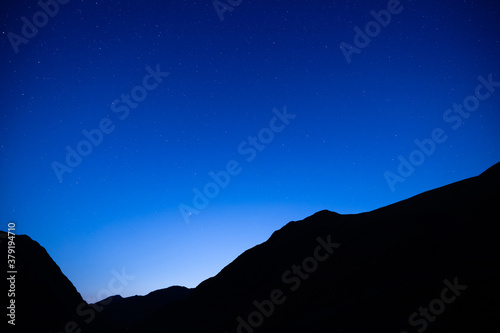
136 162 500 332
91 286 192 331
0 231 105 333
2 162 499 332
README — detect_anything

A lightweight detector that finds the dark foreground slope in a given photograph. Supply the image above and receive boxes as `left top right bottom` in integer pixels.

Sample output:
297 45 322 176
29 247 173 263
131 162 500 333
0 232 110 333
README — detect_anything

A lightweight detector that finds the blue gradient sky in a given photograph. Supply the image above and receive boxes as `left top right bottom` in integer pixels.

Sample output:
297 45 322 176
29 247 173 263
1 0 499 301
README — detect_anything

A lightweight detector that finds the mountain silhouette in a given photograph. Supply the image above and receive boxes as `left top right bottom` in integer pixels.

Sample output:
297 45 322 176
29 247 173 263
2 162 499 332
0 231 108 333
90 286 192 331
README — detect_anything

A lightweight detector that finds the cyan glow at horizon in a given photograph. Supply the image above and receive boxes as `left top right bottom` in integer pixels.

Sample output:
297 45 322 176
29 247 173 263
1 0 499 300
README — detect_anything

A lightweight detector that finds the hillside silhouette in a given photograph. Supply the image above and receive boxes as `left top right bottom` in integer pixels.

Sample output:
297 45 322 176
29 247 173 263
2 162 499 332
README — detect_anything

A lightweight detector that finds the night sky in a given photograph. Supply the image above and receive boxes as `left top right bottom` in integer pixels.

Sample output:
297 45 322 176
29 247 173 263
1 0 499 301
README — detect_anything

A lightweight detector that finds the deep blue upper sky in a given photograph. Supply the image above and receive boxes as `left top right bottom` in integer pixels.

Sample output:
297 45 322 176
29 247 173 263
1 0 499 301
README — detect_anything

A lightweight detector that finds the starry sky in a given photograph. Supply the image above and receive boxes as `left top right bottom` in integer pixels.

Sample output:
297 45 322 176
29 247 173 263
1 0 499 301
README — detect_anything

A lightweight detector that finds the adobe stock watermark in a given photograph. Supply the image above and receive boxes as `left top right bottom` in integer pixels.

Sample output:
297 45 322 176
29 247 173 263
6 222 16 326
178 106 296 224
400 276 467 333
339 0 404 64
213 0 243 21
51 267 135 333
384 73 499 192
227 234 341 333
7 0 71 54
51 64 169 183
